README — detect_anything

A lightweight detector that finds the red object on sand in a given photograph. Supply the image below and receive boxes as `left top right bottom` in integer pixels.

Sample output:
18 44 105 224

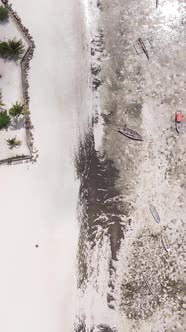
175 111 183 133
176 112 183 123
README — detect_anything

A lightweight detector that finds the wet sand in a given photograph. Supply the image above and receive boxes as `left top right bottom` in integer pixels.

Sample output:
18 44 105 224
75 0 186 331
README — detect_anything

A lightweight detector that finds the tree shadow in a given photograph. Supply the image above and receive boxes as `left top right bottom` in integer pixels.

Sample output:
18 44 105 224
0 17 9 25
10 116 24 130
7 143 21 150
0 54 21 63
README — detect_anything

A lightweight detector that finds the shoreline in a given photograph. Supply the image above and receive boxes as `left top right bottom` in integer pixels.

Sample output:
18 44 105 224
74 1 125 330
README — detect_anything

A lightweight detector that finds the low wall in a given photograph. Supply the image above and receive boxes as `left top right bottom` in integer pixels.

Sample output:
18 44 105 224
0 154 31 165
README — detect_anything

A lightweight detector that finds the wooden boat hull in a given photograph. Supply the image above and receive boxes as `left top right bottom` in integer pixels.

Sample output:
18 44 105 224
119 128 143 141
161 234 171 252
149 205 160 223
176 123 182 133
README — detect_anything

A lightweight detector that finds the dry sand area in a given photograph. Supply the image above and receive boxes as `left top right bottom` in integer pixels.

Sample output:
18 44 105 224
0 0 89 331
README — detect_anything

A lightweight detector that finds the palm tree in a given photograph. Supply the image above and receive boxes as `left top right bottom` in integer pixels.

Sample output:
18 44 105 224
0 5 8 22
6 136 22 149
0 38 25 59
8 38 25 58
9 102 26 118
0 110 11 130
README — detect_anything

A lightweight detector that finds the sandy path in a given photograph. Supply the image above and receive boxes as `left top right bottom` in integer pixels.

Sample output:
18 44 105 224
0 0 88 331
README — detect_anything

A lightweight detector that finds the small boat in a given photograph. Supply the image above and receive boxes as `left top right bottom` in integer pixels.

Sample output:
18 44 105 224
118 127 143 141
161 234 171 252
137 38 149 59
175 111 183 133
149 205 160 223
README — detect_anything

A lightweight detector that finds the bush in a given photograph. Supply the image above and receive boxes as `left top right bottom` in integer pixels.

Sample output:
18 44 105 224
0 6 9 22
0 110 11 130
0 38 25 60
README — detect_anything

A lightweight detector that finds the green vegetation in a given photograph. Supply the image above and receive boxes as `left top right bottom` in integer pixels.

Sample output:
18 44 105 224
9 102 27 117
6 136 22 149
0 5 9 22
0 38 25 60
0 110 11 130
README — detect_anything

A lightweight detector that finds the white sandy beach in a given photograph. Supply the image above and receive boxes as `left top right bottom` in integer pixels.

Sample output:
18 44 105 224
0 0 185 331
0 0 89 331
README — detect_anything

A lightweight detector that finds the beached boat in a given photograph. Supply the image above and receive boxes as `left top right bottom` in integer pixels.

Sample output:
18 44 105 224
149 205 160 224
161 234 171 252
118 127 143 141
175 111 183 133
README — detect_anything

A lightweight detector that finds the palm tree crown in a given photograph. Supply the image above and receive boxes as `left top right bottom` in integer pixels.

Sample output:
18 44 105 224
8 38 25 57
0 38 25 59
9 102 26 117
